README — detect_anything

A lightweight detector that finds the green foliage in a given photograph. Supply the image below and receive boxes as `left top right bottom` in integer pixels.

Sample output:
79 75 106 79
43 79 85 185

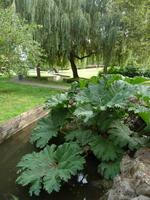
30 108 69 148
0 6 43 76
14 0 103 77
75 76 149 117
107 66 150 78
74 104 94 123
98 160 121 179
139 112 150 132
108 121 143 150
46 93 68 108
90 135 123 161
30 115 58 148
14 0 150 75
17 75 150 196
125 76 150 85
17 143 85 196
65 129 94 146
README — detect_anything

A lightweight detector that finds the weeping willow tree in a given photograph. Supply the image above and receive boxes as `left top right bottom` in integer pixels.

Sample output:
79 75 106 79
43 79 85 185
8 0 148 77
14 0 104 78
95 0 122 73
110 0 150 69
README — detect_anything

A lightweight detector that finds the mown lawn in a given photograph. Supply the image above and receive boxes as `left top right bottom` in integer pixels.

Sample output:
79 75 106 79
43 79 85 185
0 77 58 124
28 67 102 79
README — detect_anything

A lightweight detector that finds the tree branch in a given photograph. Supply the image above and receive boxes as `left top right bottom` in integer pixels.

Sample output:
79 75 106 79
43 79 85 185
74 52 96 60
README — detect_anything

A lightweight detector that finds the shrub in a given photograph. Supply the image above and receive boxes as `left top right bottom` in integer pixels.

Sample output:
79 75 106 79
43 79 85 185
16 74 150 196
104 66 150 78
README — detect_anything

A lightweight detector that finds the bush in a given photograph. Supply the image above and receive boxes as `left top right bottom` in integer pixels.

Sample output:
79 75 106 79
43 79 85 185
16 75 150 196
104 66 150 78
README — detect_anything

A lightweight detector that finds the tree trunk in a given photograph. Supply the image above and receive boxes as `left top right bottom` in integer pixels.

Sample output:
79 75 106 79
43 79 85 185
36 64 41 79
69 52 79 79
103 65 108 74
103 48 109 74
103 55 108 74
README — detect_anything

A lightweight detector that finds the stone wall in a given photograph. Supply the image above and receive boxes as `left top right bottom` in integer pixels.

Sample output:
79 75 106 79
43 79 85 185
0 106 48 144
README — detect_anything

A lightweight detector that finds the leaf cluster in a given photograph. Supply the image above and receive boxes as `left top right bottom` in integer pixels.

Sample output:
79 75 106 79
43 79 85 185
17 75 150 196
17 143 85 196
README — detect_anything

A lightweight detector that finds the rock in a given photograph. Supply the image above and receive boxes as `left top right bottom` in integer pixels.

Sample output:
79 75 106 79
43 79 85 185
136 182 150 197
92 179 113 190
107 148 150 200
99 193 109 200
94 179 113 200
131 195 150 200
107 177 136 200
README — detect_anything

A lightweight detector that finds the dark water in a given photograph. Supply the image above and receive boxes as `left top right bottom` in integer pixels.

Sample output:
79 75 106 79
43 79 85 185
0 125 102 200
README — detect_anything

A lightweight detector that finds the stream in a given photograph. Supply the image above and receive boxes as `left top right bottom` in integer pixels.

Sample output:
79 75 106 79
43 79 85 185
0 124 103 200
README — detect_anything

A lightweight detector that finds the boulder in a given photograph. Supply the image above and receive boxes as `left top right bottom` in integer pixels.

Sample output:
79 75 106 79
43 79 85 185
107 148 150 200
131 195 150 200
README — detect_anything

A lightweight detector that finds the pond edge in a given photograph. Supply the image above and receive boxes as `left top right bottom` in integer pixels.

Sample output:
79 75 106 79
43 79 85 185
0 106 48 144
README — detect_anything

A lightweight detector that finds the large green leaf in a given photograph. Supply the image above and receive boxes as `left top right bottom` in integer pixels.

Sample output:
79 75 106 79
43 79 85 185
108 121 142 149
16 143 85 196
30 108 68 148
75 77 150 116
74 79 140 124
101 80 136 109
101 74 124 86
65 129 94 146
125 76 149 85
74 104 95 122
98 160 121 179
30 114 59 148
46 93 68 108
76 79 136 110
51 107 69 127
90 135 123 161
137 85 150 98
75 84 101 106
96 111 123 132
139 112 150 132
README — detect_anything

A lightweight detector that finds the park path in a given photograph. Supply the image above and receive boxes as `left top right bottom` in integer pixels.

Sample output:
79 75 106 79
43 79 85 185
11 79 69 91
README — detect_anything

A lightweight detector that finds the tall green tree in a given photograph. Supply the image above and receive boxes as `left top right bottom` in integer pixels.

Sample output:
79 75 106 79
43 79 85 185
95 0 122 73
95 0 150 71
0 2 43 77
113 0 150 68
14 0 149 77
14 0 102 78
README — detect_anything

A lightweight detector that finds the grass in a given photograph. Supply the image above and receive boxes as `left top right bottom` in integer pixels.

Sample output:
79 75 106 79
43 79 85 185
28 67 102 79
26 76 70 86
59 68 102 79
0 67 102 124
0 77 59 124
